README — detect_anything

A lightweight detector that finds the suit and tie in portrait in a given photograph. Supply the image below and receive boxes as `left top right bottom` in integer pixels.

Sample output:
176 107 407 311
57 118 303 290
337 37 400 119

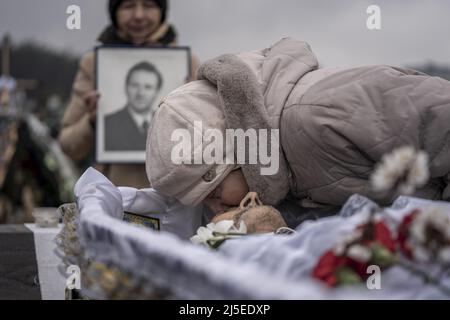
104 107 150 151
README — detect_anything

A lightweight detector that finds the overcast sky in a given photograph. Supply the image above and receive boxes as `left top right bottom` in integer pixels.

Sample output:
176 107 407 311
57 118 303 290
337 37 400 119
1 0 450 67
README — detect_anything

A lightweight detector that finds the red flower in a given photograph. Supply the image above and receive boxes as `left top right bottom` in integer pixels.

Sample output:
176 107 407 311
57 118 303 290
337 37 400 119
347 257 370 278
358 221 396 253
312 250 349 287
397 209 420 259
374 221 396 252
313 220 397 287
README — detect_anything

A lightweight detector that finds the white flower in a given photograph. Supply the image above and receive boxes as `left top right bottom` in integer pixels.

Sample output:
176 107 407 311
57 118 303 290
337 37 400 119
190 220 247 247
408 152 429 187
333 229 363 255
207 220 234 234
371 146 429 195
410 208 450 243
190 226 214 245
332 212 382 257
407 208 450 262
347 244 372 262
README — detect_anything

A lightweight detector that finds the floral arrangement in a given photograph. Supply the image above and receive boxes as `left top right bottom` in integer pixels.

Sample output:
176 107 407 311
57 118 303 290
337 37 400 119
312 146 450 295
312 214 396 287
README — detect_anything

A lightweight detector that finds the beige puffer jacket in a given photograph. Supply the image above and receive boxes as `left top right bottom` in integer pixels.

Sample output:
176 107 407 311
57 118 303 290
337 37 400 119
147 38 450 206
282 64 450 205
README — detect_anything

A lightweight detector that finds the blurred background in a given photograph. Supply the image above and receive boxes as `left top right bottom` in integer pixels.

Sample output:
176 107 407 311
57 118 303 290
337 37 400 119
1 0 450 224
2 0 450 67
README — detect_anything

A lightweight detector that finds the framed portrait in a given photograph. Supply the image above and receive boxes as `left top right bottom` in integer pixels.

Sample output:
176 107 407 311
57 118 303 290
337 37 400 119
95 46 191 163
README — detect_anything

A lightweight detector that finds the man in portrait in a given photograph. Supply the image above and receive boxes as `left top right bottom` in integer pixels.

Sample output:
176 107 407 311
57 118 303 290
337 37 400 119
105 61 163 151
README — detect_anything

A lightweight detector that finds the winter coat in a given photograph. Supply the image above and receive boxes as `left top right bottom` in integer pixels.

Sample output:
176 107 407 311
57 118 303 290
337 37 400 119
59 23 199 188
146 37 450 206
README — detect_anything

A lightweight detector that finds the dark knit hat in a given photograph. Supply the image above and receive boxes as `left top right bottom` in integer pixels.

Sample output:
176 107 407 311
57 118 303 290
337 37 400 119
109 0 168 27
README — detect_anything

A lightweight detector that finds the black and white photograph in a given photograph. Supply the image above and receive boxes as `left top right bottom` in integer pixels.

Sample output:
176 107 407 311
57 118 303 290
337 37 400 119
96 46 190 163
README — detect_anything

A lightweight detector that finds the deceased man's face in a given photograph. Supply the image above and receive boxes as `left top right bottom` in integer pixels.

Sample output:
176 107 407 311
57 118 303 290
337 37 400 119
126 70 159 114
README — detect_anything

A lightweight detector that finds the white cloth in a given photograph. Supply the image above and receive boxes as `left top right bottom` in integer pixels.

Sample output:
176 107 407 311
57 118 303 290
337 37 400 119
25 223 66 300
74 168 450 299
75 167 203 239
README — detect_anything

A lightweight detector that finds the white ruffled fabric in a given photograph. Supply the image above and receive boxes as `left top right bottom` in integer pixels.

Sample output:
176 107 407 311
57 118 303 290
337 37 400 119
75 168 203 240
74 168 450 299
